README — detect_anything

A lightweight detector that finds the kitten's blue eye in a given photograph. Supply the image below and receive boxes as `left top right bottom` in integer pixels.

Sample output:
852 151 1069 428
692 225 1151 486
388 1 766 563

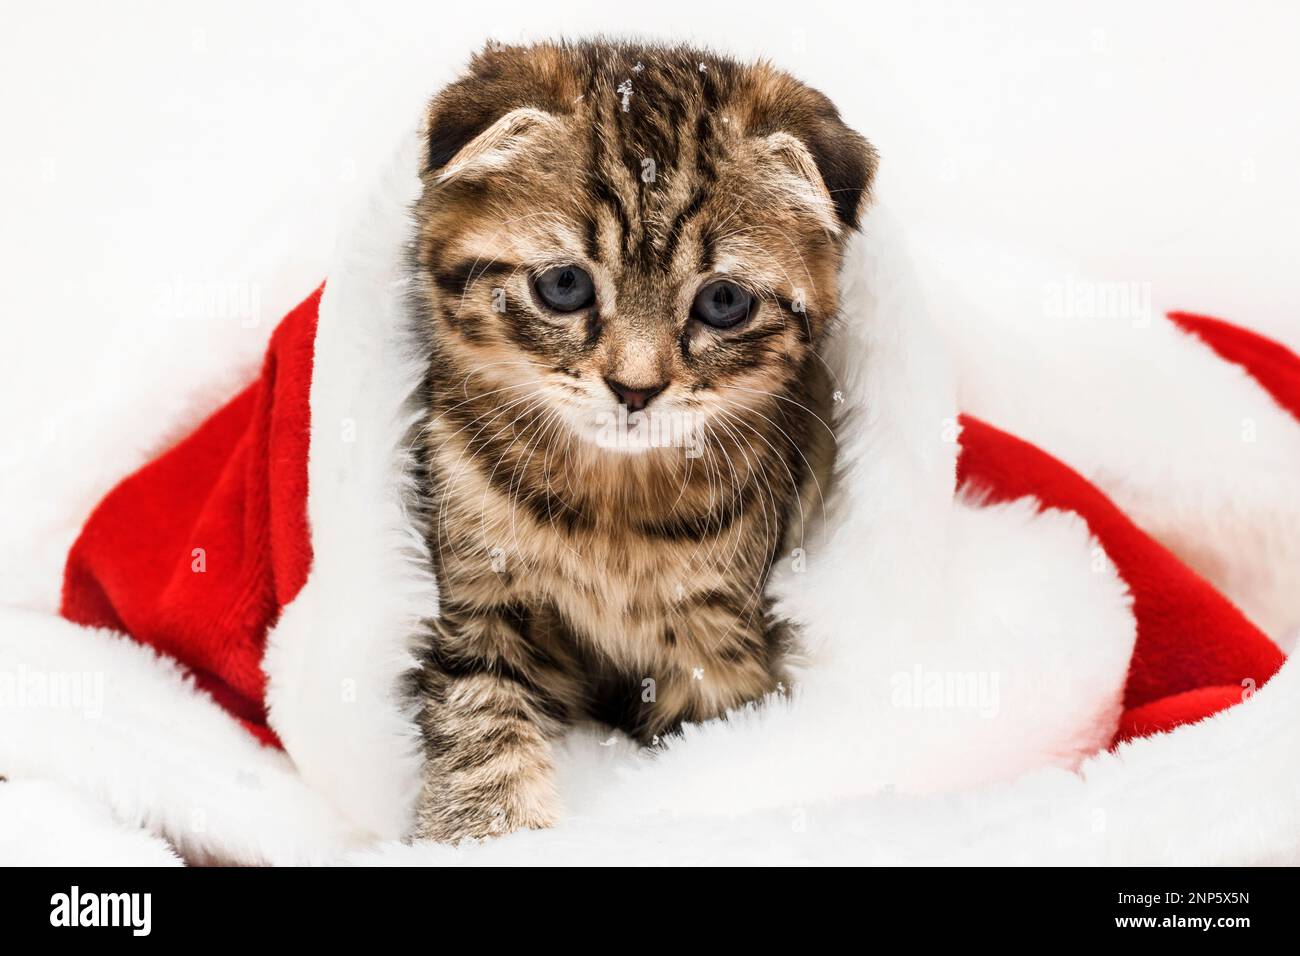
691 280 753 329
534 265 595 312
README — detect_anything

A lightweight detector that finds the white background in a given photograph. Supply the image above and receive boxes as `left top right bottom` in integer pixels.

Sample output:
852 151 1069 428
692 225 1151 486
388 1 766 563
2 1 1299 605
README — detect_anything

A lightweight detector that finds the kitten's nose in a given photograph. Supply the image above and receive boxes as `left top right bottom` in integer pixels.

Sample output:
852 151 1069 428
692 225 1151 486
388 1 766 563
604 377 668 412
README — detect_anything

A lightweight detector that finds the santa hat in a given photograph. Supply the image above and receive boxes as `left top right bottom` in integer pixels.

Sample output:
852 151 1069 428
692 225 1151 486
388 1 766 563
5 130 1297 864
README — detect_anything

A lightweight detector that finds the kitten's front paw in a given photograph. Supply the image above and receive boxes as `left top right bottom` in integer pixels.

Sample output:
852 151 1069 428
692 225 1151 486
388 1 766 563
412 778 558 844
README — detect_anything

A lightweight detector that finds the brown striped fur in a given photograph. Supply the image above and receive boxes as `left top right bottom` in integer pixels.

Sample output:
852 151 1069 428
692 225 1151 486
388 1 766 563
409 39 875 842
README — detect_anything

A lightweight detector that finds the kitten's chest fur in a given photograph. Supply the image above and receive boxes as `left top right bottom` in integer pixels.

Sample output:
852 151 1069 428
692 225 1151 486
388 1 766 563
426 413 774 667
419 373 832 737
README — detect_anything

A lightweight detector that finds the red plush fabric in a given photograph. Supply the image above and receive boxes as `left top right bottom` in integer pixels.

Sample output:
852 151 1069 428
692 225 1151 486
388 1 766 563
60 286 321 747
1116 685 1254 742
1169 312 1300 421
956 416 1284 745
957 309 1300 744
58 296 1293 754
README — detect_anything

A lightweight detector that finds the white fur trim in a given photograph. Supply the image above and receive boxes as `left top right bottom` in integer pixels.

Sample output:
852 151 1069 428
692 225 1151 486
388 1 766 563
0 607 364 864
349 651 1300 865
913 231 1300 648
262 128 436 841
1 779 182 866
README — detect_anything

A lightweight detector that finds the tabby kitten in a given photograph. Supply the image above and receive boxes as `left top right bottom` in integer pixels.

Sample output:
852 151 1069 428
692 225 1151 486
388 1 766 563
409 40 876 842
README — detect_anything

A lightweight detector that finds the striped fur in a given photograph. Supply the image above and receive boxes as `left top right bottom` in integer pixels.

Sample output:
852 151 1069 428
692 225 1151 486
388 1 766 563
409 40 875 842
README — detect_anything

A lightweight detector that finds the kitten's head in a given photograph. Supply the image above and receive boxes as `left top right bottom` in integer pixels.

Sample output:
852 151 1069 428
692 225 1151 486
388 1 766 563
414 40 876 454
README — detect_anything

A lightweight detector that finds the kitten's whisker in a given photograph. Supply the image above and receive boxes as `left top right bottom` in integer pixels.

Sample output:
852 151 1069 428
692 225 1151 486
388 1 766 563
704 414 776 628
414 378 540 443
431 388 547 565
690 417 748 593
476 395 552 552
716 402 826 550
538 412 586 559
711 382 838 439
504 403 567 556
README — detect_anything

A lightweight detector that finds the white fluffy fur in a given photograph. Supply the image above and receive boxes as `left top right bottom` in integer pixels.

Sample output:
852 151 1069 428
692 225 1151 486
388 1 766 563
0 607 364 865
0 779 181 866
1 130 1294 866
262 128 436 841
350 651 1300 865
912 231 1300 649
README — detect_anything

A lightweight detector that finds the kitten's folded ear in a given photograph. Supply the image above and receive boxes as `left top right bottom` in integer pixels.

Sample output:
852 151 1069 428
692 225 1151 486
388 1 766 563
746 68 879 230
427 106 559 184
423 42 569 182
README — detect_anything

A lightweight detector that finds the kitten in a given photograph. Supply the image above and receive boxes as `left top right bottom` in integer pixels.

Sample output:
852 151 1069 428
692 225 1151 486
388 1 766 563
408 39 876 842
